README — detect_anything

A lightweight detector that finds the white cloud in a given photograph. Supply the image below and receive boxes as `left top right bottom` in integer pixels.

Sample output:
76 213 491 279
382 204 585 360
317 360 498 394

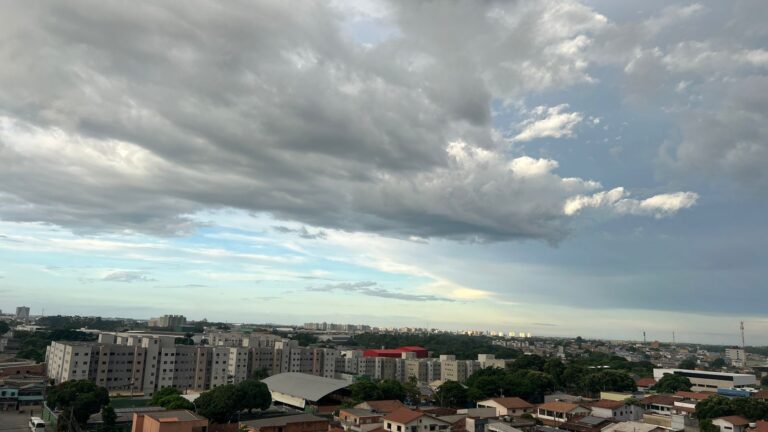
564 188 699 217
511 104 584 142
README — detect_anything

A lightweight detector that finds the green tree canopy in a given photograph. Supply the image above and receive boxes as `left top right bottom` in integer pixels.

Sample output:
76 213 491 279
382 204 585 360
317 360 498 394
194 384 240 424
378 380 406 401
99 405 117 432
47 380 110 425
653 374 692 393
580 370 636 396
435 381 468 408
150 387 182 405
511 355 545 372
710 358 726 369
0 321 9 335
163 395 196 411
678 357 697 369
235 379 272 413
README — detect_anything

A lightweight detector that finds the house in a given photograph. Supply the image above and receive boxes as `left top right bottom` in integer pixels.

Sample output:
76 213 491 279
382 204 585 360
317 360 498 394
241 413 330 432
0 385 18 411
131 410 208 432
602 421 665 432
535 402 590 425
635 378 656 391
339 408 385 432
559 415 614 432
383 407 452 432
746 420 768 432
640 395 677 416
487 422 525 432
477 397 534 417
588 400 643 421
356 400 406 414
712 416 751 432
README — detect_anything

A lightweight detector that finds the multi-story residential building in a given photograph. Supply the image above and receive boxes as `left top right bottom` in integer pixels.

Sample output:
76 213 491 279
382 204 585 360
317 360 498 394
148 315 187 329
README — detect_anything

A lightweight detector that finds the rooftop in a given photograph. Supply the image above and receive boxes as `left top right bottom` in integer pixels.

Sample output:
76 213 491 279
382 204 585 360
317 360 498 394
483 397 534 409
385 408 427 425
144 410 207 422
241 413 328 428
262 372 351 402
537 401 584 413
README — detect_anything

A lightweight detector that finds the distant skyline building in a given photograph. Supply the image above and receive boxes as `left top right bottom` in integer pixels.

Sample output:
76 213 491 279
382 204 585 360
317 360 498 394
15 306 30 322
147 314 187 329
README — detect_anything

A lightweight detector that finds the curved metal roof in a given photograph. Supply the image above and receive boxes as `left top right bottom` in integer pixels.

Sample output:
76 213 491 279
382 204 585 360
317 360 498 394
262 372 351 402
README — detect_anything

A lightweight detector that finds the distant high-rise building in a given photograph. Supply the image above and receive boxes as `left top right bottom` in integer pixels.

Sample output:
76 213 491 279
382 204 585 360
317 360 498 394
725 347 746 368
15 306 30 322
148 314 186 329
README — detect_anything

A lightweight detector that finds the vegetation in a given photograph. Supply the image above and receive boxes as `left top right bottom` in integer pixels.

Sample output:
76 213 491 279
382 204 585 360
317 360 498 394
149 387 194 410
652 374 692 393
251 367 270 380
47 380 110 426
174 332 196 345
98 405 117 432
435 381 469 408
194 379 272 423
36 315 131 331
678 357 697 369
0 320 9 335
696 395 768 420
762 375 768 388
349 378 408 402
579 370 637 396
15 329 97 362
710 358 726 369
350 333 521 360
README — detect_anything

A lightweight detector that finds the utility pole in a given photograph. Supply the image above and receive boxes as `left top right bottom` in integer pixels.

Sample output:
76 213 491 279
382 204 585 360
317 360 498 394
643 331 646 344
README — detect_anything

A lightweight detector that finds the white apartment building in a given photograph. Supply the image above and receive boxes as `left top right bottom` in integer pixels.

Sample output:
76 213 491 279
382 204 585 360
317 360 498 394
725 348 747 368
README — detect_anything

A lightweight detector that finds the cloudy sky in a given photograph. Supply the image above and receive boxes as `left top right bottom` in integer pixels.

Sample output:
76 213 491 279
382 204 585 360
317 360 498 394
1 0 767 344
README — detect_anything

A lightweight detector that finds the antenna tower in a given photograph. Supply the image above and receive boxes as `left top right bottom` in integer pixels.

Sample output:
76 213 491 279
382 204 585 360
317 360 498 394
741 321 746 350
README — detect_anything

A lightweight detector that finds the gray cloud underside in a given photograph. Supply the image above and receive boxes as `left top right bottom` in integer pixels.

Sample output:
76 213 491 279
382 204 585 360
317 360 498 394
307 281 454 302
0 0 722 242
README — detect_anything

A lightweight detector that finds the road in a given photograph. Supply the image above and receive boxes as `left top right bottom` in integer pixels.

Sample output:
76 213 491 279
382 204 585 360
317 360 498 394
0 410 34 432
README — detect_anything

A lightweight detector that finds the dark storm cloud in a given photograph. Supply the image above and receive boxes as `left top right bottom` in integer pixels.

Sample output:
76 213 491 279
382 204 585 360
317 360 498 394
307 281 455 302
0 1 695 242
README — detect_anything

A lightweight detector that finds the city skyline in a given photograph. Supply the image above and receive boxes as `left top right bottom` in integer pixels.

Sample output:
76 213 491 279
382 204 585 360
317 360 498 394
1 0 768 345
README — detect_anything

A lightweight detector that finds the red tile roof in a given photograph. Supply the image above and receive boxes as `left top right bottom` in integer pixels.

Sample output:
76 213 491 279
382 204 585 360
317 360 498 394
641 395 677 406
675 391 711 400
385 408 426 425
717 416 751 426
589 400 625 410
636 378 657 387
360 400 406 414
486 397 534 409
749 420 768 432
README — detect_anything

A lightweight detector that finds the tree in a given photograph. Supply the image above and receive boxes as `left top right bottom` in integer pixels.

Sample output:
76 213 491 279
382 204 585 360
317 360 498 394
251 367 270 380
580 370 636 396
378 380 406 401
710 358 726 369
99 405 117 432
0 321 9 335
653 374 692 393
350 379 381 402
195 384 240 424
47 380 110 425
236 379 272 413
544 358 566 387
511 354 545 372
163 396 196 410
505 370 556 403
696 395 736 420
435 381 468 408
403 377 421 406
762 375 768 388
678 357 697 369
150 387 182 406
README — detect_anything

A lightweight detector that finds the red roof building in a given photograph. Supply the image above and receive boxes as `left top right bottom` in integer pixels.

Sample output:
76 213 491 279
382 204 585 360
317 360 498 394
363 346 428 358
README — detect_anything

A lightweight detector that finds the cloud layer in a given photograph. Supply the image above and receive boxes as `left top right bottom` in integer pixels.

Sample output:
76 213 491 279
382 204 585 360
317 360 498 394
0 0 698 243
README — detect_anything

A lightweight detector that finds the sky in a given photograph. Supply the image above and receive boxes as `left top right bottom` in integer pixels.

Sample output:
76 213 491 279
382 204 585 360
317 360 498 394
1 0 767 345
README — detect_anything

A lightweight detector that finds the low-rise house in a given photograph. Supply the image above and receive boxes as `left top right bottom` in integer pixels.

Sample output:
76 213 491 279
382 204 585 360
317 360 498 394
640 395 676 416
241 413 330 432
602 421 665 432
357 400 406 415
712 416 751 432
487 422 525 432
535 402 590 425
339 408 385 432
0 385 18 411
131 410 208 432
635 378 656 392
559 415 613 432
383 407 452 432
477 397 534 417
588 400 643 421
